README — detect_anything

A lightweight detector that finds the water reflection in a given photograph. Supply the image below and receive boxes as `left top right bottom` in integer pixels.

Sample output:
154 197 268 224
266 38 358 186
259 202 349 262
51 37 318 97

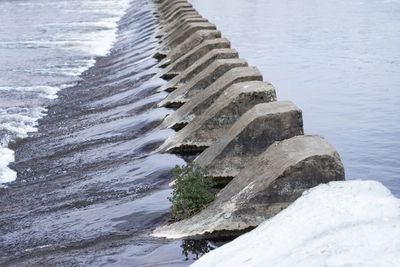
181 239 216 261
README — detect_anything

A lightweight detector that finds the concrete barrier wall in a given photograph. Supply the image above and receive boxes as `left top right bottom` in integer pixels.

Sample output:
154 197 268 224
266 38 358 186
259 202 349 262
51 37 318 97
151 0 345 239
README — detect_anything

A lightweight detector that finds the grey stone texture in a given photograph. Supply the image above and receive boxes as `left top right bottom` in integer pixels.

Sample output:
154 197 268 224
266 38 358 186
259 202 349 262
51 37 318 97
158 81 277 154
157 38 231 77
195 101 304 184
158 47 238 89
158 58 248 108
159 66 262 130
155 29 222 63
152 135 345 239
160 22 217 50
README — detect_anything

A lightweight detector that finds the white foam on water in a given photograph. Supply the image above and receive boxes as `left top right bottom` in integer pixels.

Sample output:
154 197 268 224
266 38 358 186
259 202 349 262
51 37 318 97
0 0 131 185
0 147 16 184
0 107 47 145
0 107 47 185
0 86 59 99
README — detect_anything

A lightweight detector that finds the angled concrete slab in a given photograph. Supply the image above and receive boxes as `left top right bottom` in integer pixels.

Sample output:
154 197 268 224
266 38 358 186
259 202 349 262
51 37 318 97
159 18 206 43
160 22 217 51
162 3 194 17
195 101 304 184
152 135 345 239
158 81 277 154
159 66 262 130
164 10 200 25
157 38 230 74
158 47 238 84
158 0 189 11
155 13 204 39
158 58 248 108
154 29 221 62
159 1 191 14
164 7 199 24
157 16 208 39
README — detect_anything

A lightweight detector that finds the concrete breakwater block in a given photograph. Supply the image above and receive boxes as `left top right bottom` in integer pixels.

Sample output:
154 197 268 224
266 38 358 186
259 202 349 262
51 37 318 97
163 11 202 28
154 29 221 62
161 3 192 16
160 22 217 51
159 58 248 107
152 135 345 239
195 101 304 184
157 38 231 75
156 16 208 39
159 20 213 45
158 0 190 12
158 81 277 154
163 9 201 29
159 66 262 130
158 48 238 87
158 0 189 12
158 17 205 43
155 13 204 35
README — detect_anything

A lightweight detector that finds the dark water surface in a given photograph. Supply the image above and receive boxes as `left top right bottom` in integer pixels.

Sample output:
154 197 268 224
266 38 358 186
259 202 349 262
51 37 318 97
0 0 218 265
191 0 400 196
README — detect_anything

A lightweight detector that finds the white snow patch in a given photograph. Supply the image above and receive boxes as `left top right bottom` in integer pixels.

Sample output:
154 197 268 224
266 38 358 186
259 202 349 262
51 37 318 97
191 180 400 267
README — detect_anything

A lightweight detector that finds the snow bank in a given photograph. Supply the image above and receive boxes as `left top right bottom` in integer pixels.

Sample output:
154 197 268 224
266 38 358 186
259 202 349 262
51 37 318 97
191 180 400 267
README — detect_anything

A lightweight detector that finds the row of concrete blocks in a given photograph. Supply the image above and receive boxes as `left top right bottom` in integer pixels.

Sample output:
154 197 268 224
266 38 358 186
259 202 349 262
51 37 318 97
152 0 345 239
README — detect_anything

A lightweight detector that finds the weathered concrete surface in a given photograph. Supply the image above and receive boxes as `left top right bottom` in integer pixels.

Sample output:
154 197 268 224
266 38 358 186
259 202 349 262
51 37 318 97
158 0 189 12
156 16 208 39
163 7 197 23
156 13 204 42
164 10 201 28
161 2 192 17
158 0 190 13
195 101 304 184
158 81 277 154
159 66 262 130
160 23 217 52
159 22 216 48
152 135 345 239
157 38 230 76
156 12 203 35
158 48 238 87
154 29 221 62
158 58 248 108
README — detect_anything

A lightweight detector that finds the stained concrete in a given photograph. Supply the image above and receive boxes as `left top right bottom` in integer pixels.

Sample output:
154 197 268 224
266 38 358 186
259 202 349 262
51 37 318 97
160 21 214 43
156 16 208 39
158 0 190 13
158 0 189 10
158 58 248 108
195 101 304 184
154 29 221 62
161 23 217 52
164 8 200 26
158 48 238 88
158 81 277 154
152 135 345 239
155 13 204 38
159 66 262 130
157 38 230 75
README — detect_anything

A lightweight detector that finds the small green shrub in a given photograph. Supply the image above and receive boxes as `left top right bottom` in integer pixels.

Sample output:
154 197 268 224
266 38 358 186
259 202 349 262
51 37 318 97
168 162 215 220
